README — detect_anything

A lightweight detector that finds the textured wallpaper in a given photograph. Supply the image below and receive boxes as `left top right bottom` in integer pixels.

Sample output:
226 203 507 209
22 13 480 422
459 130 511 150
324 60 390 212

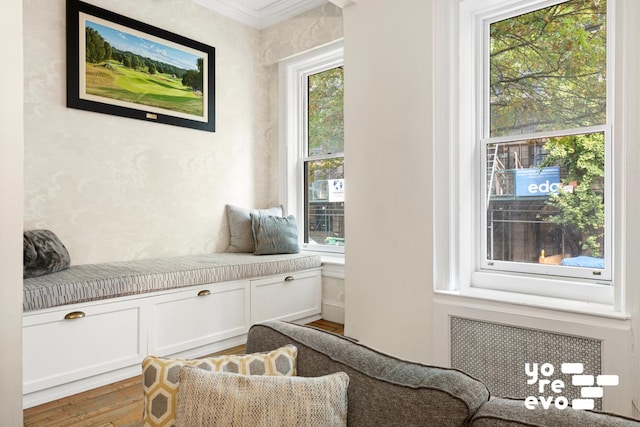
261 2 344 215
23 0 342 265
260 3 344 65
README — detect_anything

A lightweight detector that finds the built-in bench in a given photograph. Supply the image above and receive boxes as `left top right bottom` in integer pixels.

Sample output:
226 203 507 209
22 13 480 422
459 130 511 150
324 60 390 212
23 252 322 408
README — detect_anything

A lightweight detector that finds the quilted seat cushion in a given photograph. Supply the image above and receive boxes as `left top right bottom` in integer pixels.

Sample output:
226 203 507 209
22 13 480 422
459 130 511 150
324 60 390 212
22 252 321 311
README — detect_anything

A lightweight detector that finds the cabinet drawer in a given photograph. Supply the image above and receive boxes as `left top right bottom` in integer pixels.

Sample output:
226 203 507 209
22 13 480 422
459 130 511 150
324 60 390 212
150 280 250 356
23 300 144 393
251 269 321 324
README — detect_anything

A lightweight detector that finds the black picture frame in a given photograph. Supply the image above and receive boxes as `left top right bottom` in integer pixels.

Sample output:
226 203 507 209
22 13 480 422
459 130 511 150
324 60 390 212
66 0 215 132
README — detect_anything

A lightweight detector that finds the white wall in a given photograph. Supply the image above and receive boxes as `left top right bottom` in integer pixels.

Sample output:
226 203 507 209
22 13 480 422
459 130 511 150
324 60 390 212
23 0 271 264
343 0 640 416
0 0 24 423
343 0 434 362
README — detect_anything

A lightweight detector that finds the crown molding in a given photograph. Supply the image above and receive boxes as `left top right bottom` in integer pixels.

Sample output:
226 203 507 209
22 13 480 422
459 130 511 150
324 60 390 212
194 0 329 29
328 0 356 8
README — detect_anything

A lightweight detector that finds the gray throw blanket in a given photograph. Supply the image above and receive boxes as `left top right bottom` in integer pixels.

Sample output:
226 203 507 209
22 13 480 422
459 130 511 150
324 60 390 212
23 229 71 278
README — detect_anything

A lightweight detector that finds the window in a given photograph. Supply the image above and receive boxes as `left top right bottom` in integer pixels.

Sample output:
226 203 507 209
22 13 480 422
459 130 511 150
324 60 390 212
482 0 610 281
435 0 618 306
306 67 345 249
280 41 344 254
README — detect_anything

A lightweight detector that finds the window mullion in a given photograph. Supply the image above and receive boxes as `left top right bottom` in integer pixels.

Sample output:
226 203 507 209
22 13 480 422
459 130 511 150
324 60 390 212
302 153 344 163
482 125 609 146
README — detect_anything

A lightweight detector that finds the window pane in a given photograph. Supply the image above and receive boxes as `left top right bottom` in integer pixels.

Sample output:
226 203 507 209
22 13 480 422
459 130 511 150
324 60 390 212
490 0 606 137
305 158 345 246
486 132 605 268
308 67 344 156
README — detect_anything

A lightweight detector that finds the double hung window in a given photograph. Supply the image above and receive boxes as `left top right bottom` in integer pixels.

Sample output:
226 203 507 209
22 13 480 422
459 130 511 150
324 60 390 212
454 0 614 304
280 41 344 254
305 67 345 249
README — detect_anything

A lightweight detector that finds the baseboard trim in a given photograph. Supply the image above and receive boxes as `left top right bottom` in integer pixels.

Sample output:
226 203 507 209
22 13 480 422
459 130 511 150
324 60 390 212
322 302 345 324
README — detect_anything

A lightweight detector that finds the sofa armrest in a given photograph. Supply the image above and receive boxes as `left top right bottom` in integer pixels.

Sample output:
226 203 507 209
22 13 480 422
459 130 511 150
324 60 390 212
247 321 490 427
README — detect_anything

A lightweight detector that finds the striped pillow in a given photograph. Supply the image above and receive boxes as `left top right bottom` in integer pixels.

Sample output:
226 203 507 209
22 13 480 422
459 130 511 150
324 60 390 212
176 368 349 427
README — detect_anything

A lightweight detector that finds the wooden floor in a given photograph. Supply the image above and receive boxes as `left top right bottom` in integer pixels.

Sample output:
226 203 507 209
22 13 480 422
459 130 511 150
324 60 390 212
23 319 343 427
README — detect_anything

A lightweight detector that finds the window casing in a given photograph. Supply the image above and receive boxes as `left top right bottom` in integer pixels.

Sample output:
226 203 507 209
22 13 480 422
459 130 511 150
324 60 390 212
280 41 344 254
436 0 621 307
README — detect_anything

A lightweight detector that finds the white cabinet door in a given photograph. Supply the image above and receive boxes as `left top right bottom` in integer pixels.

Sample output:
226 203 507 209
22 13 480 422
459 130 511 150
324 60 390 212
150 280 250 356
251 269 321 324
23 299 145 394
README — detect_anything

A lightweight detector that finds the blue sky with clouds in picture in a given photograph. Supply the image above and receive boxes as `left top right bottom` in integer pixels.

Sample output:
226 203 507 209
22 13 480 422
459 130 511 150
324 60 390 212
86 20 200 71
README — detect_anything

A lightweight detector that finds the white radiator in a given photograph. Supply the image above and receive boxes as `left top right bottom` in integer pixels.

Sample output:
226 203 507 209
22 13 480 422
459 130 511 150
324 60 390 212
450 316 603 410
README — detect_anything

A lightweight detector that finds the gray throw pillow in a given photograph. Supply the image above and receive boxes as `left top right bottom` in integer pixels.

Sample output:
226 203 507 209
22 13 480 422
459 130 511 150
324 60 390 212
23 229 71 278
226 205 283 253
251 214 300 255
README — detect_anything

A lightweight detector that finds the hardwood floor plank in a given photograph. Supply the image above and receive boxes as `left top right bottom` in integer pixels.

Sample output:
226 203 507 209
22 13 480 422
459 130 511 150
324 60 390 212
24 320 343 427
307 319 345 334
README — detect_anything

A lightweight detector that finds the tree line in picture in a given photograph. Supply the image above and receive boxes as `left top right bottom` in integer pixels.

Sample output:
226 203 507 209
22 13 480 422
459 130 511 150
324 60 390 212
85 27 203 92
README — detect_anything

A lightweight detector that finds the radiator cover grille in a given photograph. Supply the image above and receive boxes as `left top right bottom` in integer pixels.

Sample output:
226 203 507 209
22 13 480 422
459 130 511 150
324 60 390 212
450 317 602 409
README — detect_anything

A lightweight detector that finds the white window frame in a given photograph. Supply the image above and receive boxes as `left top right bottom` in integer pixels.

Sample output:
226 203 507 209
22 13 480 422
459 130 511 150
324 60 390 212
433 0 628 313
279 40 344 255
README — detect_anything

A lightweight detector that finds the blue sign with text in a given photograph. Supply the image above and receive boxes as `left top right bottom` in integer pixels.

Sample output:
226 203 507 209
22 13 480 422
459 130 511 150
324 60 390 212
515 167 561 197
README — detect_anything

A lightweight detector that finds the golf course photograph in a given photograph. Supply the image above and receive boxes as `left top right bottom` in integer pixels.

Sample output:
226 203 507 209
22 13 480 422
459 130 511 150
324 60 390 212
83 19 207 119
66 0 215 131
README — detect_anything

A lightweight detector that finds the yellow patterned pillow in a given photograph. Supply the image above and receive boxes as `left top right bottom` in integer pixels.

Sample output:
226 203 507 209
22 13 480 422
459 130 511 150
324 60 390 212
142 344 298 427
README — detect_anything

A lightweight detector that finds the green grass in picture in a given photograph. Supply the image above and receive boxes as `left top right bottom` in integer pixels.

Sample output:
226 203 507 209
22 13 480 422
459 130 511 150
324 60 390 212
85 60 204 117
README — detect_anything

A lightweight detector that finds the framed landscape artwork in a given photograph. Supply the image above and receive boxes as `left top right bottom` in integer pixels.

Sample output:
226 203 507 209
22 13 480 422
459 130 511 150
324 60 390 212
66 0 215 132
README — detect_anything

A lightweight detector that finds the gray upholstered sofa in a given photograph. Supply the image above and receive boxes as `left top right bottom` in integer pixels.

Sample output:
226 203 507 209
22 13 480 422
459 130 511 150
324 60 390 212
246 321 640 427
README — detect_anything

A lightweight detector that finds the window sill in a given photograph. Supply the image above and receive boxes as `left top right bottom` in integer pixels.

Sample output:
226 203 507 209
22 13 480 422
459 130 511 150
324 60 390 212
433 288 630 320
319 254 344 266
302 248 345 266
